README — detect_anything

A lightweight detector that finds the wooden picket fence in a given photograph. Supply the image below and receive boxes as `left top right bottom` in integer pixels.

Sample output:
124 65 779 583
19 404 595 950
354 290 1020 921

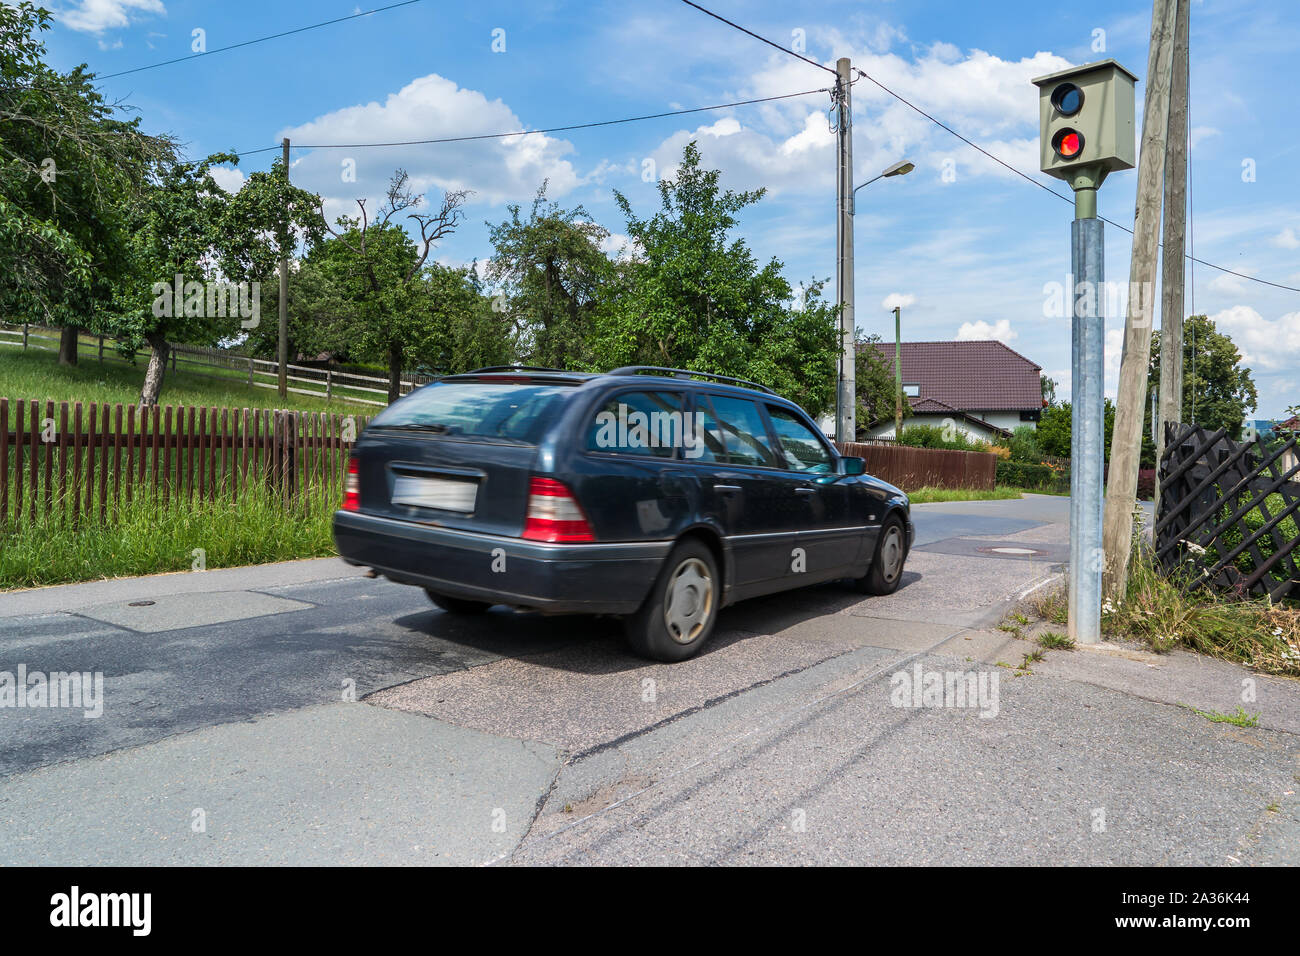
0 398 368 527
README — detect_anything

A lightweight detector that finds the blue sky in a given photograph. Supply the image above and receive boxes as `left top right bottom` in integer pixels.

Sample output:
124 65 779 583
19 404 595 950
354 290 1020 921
41 0 1300 418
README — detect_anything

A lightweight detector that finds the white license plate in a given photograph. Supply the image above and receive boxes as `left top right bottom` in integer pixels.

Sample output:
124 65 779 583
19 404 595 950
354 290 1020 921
392 475 479 513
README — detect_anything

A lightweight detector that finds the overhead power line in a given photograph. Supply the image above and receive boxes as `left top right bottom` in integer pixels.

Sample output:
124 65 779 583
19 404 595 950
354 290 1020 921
676 0 837 75
97 0 427 80
852 67 1300 294
673 1 1298 295
234 88 830 156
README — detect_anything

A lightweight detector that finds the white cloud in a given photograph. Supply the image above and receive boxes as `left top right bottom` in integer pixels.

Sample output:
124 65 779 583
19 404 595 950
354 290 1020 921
208 165 246 195
1189 126 1220 150
1211 305 1300 371
641 42 1072 201
58 0 165 34
1208 270 1250 295
281 74 583 211
882 292 915 310
1272 227 1300 250
957 319 1017 342
598 232 644 261
1104 328 1124 375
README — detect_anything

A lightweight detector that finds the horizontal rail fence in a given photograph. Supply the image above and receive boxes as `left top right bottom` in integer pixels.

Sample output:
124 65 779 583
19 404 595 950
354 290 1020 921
0 398 367 528
837 441 997 491
0 323 430 407
1155 422 1300 601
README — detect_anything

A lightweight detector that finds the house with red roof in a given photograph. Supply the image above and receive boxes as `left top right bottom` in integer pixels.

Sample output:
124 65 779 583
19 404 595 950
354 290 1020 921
860 340 1046 442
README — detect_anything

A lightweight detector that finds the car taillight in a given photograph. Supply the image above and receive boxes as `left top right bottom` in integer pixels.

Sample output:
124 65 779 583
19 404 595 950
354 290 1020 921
521 476 594 542
343 456 360 512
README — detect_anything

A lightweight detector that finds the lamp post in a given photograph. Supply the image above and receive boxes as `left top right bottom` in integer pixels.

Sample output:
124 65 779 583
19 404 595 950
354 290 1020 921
851 160 914 215
835 158 914 443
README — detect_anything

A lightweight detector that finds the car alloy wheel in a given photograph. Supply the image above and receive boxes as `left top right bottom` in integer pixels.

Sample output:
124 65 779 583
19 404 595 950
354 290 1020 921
662 557 715 644
878 524 905 584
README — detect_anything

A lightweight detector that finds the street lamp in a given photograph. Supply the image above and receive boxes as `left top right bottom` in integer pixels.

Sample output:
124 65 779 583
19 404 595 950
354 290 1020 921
851 160 914 215
836 159 915 443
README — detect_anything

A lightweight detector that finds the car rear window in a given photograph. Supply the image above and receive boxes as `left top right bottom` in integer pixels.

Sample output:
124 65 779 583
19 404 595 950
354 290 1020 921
368 380 574 444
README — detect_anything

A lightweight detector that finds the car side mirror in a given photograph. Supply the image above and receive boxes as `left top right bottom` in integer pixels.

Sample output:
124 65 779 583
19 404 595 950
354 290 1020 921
840 456 866 476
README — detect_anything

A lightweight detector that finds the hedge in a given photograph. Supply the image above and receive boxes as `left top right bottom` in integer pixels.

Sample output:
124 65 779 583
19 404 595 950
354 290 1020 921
996 460 1070 493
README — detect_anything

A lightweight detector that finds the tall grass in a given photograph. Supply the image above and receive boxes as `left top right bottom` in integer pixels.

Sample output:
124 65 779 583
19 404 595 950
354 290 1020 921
906 485 1024 503
1102 537 1300 678
0 480 338 590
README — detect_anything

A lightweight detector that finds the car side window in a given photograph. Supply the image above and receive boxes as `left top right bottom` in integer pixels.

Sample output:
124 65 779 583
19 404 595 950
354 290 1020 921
709 395 779 468
767 406 835 473
586 390 683 458
688 395 729 463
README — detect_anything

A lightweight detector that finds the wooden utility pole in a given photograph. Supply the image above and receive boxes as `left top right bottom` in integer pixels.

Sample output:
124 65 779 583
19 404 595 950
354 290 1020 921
835 57 856 443
1103 0 1179 599
1155 0 1190 510
278 137 290 400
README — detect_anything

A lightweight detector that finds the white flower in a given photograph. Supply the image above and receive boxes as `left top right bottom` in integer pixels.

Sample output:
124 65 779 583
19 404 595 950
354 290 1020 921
1274 627 1284 637
1182 540 1207 556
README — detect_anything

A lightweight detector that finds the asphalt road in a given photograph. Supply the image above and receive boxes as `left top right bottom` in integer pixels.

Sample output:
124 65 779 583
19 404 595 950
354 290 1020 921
1 493 1292 866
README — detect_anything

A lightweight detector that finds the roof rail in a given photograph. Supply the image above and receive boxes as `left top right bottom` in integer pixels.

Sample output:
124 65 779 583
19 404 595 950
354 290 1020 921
607 366 775 394
464 365 574 374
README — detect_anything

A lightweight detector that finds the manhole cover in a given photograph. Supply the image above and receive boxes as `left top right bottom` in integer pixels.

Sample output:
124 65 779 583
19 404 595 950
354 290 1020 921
127 600 156 607
978 546 1044 556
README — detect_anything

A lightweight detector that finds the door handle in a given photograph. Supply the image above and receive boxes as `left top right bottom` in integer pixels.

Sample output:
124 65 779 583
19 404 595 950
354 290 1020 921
714 484 741 494
795 487 816 495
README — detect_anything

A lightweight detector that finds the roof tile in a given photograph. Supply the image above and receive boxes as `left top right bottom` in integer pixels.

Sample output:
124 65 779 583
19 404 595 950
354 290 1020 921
866 340 1042 412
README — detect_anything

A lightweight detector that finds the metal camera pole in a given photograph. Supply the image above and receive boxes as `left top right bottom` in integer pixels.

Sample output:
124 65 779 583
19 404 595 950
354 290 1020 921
1031 59 1138 644
1070 188 1105 644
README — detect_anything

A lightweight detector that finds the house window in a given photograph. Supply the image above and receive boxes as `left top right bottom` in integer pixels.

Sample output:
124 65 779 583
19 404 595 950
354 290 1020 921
902 384 920 397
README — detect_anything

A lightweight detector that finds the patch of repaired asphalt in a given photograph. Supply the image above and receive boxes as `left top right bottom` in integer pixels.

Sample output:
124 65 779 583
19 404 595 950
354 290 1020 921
368 624 864 753
76 590 312 633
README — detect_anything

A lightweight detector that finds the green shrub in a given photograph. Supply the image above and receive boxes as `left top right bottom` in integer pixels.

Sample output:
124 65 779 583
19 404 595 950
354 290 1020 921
1007 425 1041 462
996 459 1069 492
1210 492 1298 584
896 424 986 452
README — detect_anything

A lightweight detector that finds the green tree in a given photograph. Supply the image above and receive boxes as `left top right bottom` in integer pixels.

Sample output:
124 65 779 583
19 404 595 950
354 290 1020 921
855 333 907 431
487 183 612 370
590 142 839 414
414 263 515 374
218 155 326 296
1145 314 1258 459
1037 400 1117 460
319 170 469 401
100 152 239 405
0 2 169 363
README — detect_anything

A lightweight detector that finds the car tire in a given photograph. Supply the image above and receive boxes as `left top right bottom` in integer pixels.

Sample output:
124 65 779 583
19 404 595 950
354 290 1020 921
855 513 908 595
425 589 493 614
623 539 719 662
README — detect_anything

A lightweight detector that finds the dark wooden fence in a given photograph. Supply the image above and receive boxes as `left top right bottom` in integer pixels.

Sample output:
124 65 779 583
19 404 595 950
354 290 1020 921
837 441 997 491
1 398 366 527
1155 422 1300 601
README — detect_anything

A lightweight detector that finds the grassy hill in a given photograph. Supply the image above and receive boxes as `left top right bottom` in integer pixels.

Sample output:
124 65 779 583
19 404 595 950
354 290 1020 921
0 346 377 415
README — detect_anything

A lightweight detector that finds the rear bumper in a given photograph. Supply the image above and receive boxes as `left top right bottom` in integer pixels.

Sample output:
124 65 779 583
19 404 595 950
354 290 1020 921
333 510 670 614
